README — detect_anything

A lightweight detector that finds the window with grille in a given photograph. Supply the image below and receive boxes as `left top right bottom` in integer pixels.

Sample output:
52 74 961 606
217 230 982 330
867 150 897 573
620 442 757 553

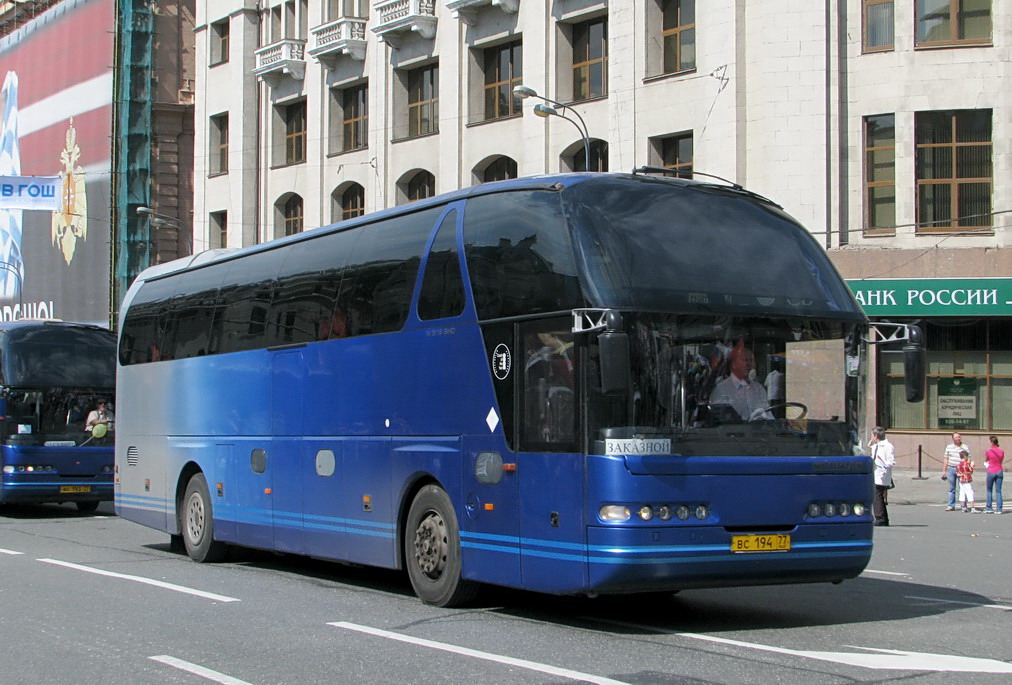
662 0 695 73
408 64 439 137
864 114 895 233
915 0 991 47
572 17 607 101
483 41 522 121
915 109 991 232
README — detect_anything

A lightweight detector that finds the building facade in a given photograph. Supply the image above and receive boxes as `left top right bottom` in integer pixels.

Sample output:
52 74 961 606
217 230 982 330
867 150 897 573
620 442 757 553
192 0 1010 466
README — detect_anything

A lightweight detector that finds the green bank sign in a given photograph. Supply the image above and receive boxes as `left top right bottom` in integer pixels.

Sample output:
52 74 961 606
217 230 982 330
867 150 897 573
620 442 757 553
846 278 1012 317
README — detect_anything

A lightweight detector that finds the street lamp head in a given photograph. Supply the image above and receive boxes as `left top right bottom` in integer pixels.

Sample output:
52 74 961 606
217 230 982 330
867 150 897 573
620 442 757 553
512 85 538 99
533 103 557 118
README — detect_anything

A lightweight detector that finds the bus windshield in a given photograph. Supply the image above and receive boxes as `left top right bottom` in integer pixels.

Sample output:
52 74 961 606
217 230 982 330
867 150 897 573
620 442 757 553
587 313 862 458
564 176 859 319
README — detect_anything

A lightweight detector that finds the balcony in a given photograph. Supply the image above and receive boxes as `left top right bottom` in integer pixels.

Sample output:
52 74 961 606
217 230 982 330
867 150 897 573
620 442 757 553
446 0 519 24
373 0 437 48
309 17 368 66
253 38 307 86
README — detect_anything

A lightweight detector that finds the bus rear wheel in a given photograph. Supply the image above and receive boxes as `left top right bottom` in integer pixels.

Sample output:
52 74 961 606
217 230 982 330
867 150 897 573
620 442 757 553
405 484 477 607
181 473 227 563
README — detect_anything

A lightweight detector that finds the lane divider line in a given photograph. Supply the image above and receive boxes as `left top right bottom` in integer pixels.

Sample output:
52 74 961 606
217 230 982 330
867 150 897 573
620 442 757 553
329 621 632 685
38 558 240 603
906 595 1012 612
149 655 253 685
0 548 25 555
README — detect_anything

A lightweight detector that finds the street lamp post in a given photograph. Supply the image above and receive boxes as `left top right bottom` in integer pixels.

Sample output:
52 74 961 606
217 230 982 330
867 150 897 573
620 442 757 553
136 206 183 266
513 85 592 170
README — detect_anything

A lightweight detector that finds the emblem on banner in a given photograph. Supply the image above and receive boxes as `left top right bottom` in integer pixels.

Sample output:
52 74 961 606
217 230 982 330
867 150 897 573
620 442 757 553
51 119 88 265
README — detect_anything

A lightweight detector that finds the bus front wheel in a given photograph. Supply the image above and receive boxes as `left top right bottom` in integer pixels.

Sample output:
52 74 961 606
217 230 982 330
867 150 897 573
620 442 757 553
181 473 227 563
405 484 478 607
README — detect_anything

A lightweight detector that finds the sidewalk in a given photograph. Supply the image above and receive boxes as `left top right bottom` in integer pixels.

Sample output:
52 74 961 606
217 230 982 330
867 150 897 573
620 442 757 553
889 468 947 506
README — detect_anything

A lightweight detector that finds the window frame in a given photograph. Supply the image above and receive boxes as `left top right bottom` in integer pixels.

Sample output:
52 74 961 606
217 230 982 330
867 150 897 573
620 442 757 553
210 18 230 65
863 114 896 235
339 184 365 222
407 64 439 138
571 17 608 102
661 0 695 74
283 195 304 237
209 112 229 176
341 84 368 152
915 0 992 48
914 109 992 233
862 0 894 52
483 40 523 122
284 100 307 166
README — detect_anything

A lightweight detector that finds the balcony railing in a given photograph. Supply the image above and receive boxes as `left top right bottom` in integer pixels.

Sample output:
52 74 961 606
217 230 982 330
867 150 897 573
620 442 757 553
446 0 519 24
253 38 307 85
309 17 368 65
373 0 436 47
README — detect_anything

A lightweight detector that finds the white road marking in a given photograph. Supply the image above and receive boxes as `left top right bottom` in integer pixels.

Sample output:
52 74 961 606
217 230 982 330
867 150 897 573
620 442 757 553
863 569 908 576
0 548 25 555
906 595 1012 611
592 618 1012 673
38 558 240 603
149 655 253 685
330 621 631 685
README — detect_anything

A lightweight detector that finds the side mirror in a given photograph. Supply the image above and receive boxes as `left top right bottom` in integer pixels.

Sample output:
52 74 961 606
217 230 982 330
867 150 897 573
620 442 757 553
903 325 926 403
599 331 630 395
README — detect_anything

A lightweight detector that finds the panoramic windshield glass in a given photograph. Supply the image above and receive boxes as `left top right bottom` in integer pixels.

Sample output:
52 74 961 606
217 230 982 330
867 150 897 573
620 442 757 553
564 176 861 319
587 314 864 457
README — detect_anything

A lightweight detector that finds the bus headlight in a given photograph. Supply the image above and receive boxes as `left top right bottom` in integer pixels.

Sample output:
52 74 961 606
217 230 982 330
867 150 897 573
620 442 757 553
838 503 851 517
2 465 12 474
853 503 867 517
694 505 710 521
824 503 837 517
657 505 672 521
807 503 822 518
599 505 631 522
675 505 690 521
637 505 654 521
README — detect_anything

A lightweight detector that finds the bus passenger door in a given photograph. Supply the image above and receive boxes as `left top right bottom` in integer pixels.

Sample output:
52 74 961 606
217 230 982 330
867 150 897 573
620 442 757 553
271 349 305 554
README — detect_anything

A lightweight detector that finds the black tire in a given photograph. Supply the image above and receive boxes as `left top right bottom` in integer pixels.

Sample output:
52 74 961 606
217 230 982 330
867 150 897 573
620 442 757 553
181 473 227 562
75 501 100 513
404 484 478 607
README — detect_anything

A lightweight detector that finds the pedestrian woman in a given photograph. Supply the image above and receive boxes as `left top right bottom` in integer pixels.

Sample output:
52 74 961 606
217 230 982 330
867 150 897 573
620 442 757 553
984 435 1004 514
871 427 895 526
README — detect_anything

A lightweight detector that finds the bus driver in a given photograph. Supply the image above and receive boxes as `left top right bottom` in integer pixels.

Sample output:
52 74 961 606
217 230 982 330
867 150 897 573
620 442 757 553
709 340 771 421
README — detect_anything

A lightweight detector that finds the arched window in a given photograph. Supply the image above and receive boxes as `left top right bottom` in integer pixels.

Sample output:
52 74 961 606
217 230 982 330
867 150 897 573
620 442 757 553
407 170 435 202
332 183 365 223
573 140 608 172
483 156 518 182
278 194 303 237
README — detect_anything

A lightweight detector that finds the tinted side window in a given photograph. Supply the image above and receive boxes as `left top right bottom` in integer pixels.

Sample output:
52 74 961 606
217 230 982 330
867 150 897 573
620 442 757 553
163 264 227 359
418 210 464 320
119 277 177 365
463 190 584 320
337 207 440 335
214 249 287 354
269 230 355 345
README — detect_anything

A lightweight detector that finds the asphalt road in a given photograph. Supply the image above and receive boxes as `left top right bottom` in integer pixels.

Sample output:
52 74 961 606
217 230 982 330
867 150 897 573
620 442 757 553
0 492 1008 685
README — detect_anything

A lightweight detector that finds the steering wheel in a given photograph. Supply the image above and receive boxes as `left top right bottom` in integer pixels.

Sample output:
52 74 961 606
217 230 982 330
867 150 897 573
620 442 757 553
749 402 808 422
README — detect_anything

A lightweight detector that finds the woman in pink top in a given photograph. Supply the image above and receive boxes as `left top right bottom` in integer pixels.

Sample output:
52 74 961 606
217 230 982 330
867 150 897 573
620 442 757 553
984 435 1004 513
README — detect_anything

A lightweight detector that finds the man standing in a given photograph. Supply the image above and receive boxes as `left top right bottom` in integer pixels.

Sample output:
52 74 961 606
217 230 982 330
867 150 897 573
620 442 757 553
871 427 895 527
942 432 970 511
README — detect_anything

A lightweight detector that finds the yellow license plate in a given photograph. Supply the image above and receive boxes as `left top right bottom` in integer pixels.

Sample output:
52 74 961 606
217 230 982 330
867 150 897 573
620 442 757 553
59 485 91 494
731 534 791 553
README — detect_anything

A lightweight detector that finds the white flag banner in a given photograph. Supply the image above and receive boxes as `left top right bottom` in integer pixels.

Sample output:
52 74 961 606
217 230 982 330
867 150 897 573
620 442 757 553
0 175 60 210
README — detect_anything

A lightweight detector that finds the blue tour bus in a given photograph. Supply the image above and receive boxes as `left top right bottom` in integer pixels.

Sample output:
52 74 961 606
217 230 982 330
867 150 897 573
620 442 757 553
0 320 116 511
115 172 923 606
